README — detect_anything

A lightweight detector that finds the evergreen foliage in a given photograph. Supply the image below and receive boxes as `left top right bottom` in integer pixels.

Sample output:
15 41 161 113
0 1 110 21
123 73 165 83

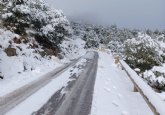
124 33 162 72
1 0 71 49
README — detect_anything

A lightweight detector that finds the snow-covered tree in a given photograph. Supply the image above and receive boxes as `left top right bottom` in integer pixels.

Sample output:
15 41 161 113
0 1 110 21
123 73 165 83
108 41 124 55
1 0 71 49
124 33 162 72
143 66 165 91
83 29 100 48
71 22 101 48
1 0 31 34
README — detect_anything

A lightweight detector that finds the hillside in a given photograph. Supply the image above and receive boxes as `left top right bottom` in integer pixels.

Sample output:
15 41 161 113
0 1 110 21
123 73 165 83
0 0 85 96
0 0 165 115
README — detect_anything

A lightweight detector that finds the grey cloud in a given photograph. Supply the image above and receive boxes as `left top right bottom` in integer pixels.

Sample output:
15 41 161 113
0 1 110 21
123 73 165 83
47 0 165 30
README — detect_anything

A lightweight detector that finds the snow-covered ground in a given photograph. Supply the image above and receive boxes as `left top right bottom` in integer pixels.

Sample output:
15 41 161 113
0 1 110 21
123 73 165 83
0 28 87 97
5 58 87 115
0 29 68 96
91 51 153 115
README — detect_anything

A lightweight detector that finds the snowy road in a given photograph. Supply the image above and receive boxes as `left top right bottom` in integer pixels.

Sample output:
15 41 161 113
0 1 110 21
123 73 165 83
1 58 80 115
34 51 99 115
4 51 154 115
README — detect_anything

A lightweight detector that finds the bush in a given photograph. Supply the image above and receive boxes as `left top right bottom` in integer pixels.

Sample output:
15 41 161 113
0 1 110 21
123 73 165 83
108 41 124 54
1 0 71 49
143 66 165 91
83 30 100 48
124 33 162 72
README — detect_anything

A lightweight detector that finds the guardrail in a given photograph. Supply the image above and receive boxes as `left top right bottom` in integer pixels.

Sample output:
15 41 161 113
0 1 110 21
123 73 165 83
120 60 165 115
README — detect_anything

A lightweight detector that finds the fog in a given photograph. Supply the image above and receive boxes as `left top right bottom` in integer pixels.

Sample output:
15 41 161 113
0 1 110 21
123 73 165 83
47 0 165 30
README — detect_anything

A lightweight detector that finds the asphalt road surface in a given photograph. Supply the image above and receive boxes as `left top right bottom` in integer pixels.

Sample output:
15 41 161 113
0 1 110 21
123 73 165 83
35 51 99 115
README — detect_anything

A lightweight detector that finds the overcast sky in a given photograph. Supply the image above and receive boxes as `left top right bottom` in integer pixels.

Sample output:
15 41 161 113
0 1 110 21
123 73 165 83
47 0 165 30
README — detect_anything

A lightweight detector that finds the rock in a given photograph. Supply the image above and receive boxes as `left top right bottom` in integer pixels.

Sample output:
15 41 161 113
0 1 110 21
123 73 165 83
39 51 46 57
44 48 56 56
20 36 28 44
5 47 17 56
57 53 64 59
39 48 57 57
13 37 21 44
29 43 38 49
9 40 12 44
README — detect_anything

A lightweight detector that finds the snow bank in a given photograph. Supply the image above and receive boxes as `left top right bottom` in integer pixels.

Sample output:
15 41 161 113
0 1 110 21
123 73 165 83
91 51 152 115
120 60 165 115
0 29 64 96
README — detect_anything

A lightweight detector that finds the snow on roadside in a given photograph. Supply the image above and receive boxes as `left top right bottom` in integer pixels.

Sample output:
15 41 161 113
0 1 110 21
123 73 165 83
91 51 153 115
157 92 165 101
0 29 66 96
5 58 87 115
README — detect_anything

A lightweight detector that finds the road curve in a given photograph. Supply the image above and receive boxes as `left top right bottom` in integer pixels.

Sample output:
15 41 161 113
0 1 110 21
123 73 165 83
35 51 99 115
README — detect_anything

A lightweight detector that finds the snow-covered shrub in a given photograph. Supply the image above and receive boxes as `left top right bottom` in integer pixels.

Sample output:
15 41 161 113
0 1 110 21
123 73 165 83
108 41 124 54
142 64 165 91
0 29 60 79
60 38 86 59
1 0 71 49
1 0 31 35
124 33 162 72
0 1 6 14
83 30 100 48
156 34 165 63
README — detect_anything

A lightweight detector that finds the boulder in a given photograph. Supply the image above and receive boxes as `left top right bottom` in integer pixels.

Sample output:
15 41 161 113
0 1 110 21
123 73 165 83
13 37 21 44
5 47 17 56
44 48 56 56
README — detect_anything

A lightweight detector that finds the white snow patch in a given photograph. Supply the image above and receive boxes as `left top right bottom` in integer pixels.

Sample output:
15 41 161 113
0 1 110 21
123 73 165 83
60 38 86 59
91 51 153 115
